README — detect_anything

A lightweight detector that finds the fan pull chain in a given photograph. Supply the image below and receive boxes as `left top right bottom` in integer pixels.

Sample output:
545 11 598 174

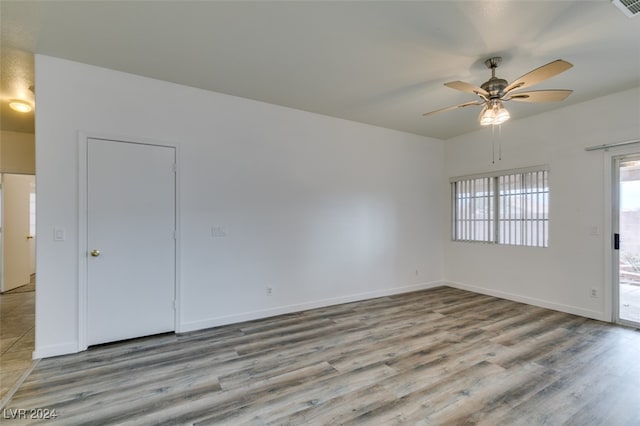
491 125 496 163
498 124 502 161
492 141 495 164
490 124 503 164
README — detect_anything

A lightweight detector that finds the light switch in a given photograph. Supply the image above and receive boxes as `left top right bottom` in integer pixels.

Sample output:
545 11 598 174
211 226 227 237
54 228 66 241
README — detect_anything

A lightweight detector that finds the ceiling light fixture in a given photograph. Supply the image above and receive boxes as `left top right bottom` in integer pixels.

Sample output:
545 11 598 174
479 99 510 126
8 99 33 113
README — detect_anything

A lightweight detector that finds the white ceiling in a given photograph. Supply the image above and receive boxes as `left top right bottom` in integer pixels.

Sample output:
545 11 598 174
1 1 639 139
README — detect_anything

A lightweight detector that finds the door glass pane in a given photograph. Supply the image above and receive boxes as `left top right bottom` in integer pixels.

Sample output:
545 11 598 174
619 158 640 324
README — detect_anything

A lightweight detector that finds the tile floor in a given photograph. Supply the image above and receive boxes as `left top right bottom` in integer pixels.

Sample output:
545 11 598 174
0 283 36 405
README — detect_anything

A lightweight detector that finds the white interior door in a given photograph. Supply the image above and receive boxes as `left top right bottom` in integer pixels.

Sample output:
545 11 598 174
87 138 176 346
1 173 35 292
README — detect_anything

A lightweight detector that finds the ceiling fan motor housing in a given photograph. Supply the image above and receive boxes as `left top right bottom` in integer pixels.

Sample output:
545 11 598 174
481 77 508 98
481 57 507 98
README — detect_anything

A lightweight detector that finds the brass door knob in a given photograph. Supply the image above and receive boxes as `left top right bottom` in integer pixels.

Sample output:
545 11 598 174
26 235 33 240
90 249 101 257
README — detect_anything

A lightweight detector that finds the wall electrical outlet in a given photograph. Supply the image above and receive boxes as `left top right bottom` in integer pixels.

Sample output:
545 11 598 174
590 288 598 298
266 286 273 296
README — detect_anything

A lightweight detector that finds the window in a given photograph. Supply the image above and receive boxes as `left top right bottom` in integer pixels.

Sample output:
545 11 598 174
452 177 495 243
451 167 549 247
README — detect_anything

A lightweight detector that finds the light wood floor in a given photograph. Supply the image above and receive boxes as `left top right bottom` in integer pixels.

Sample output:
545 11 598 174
4 287 640 425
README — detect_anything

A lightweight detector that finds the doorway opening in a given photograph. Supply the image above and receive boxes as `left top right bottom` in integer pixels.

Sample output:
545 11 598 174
0 172 36 402
614 155 640 327
1 173 36 293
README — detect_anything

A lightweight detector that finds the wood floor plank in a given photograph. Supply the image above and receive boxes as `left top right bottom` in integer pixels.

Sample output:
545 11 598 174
489 312 576 347
488 327 576 369
196 363 398 425
382 338 507 398
350 360 506 424
10 349 238 413
134 362 339 425
564 375 640 426
3 286 640 425
268 383 397 426
490 342 640 426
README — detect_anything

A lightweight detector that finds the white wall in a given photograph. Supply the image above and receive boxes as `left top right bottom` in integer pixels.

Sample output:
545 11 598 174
34 55 445 358
444 87 640 320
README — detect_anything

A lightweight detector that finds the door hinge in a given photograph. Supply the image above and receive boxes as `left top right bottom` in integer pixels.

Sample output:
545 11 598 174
614 233 620 250
173 230 177 240
172 163 177 173
173 300 177 310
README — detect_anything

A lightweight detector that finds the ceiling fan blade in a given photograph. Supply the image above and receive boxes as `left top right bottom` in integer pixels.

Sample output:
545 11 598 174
504 60 573 93
506 89 573 103
444 81 489 98
422 100 483 117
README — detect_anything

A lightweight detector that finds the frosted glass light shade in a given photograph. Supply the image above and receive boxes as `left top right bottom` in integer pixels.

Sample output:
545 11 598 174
9 99 33 113
479 100 509 126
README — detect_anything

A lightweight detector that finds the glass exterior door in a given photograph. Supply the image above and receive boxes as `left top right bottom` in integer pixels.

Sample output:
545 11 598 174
616 156 640 327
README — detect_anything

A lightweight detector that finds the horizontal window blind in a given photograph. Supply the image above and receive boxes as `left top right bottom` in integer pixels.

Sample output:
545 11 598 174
452 167 549 247
452 177 495 243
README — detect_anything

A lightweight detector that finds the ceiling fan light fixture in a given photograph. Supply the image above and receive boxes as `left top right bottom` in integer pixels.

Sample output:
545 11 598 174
8 99 33 113
479 99 509 126
494 105 510 125
479 105 495 126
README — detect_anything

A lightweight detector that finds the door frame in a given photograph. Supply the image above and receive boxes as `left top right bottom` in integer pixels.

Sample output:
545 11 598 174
604 145 640 325
77 132 181 351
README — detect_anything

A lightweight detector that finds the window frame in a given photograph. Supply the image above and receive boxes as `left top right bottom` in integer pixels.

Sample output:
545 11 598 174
450 165 549 247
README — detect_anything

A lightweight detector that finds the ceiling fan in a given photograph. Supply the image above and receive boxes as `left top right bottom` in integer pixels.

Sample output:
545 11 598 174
423 57 573 126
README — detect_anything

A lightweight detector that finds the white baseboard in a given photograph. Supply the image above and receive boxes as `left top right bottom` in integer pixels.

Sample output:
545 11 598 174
33 342 80 359
445 280 607 321
32 280 607 358
177 280 445 333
